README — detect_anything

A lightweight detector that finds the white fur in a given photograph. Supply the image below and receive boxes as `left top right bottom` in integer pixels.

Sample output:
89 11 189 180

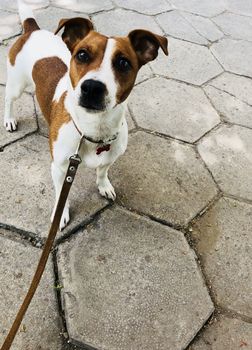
4 9 128 230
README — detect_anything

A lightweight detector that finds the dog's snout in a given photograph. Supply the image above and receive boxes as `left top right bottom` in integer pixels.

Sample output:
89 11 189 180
79 79 107 112
81 79 106 97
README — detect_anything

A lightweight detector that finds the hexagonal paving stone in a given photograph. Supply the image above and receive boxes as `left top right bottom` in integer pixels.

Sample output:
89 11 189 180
129 77 220 142
213 12 252 42
111 131 218 227
208 72 252 106
57 206 214 350
151 38 223 86
0 229 62 349
36 6 89 33
135 62 153 85
227 0 252 17
92 8 162 37
156 11 208 45
52 0 113 14
0 10 21 43
169 0 227 17
0 41 10 85
198 125 252 200
204 85 252 128
0 134 107 239
180 12 223 43
190 316 252 350
0 0 49 11
211 39 252 78
114 0 172 15
191 197 252 317
0 87 37 148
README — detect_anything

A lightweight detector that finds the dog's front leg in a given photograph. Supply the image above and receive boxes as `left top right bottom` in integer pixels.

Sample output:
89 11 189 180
96 164 116 200
51 161 70 230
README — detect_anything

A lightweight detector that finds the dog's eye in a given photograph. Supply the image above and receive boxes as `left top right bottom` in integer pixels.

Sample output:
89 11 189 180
76 50 90 63
114 57 131 72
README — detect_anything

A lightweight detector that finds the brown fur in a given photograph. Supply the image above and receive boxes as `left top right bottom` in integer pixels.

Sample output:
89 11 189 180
70 31 108 88
9 18 39 65
112 37 139 104
49 92 71 156
32 56 68 123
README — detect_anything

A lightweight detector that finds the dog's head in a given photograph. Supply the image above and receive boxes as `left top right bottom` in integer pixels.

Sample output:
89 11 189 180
55 17 168 113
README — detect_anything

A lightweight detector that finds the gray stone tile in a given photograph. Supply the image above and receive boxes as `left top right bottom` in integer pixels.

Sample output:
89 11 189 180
0 42 9 85
111 131 218 226
0 0 49 12
191 197 252 317
204 85 252 128
58 206 213 350
156 10 208 45
227 0 252 17
190 316 252 350
52 0 113 14
129 78 220 142
0 10 21 43
151 38 223 86
36 6 88 33
198 125 252 200
181 11 223 43
0 87 37 148
136 63 153 85
211 39 252 78
169 0 227 17
114 0 172 15
0 230 62 349
209 72 252 106
0 134 107 239
92 8 162 37
213 12 252 41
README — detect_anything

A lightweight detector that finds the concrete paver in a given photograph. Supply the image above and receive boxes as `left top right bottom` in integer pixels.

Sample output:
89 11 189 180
0 0 49 11
0 10 21 42
169 0 227 17
198 125 252 200
211 39 252 78
0 134 107 239
213 12 252 42
191 197 252 317
57 207 213 350
92 8 162 36
114 0 172 15
52 0 113 14
129 77 220 142
0 229 62 350
204 85 252 128
190 316 252 350
111 131 218 227
151 37 223 86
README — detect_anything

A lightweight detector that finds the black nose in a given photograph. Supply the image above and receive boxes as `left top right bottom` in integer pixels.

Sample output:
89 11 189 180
79 79 107 111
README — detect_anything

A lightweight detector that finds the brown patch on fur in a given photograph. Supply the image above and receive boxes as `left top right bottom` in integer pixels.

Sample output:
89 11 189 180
112 37 139 104
9 18 39 66
23 18 40 33
32 56 68 123
49 92 71 157
70 31 108 88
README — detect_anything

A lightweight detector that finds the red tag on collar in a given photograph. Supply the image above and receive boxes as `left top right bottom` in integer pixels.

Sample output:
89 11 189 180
96 144 110 155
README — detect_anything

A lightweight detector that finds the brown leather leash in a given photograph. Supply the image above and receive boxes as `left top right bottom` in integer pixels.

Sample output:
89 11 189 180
0 136 84 350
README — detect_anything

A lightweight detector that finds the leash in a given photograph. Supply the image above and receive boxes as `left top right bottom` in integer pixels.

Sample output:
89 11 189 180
0 136 84 350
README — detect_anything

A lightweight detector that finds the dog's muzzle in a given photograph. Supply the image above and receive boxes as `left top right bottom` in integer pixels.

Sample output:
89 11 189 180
79 79 107 112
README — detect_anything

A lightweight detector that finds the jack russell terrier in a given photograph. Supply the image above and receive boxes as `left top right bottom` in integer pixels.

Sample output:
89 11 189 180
4 1 168 230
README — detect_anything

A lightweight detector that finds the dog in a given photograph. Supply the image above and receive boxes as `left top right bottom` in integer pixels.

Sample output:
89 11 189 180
4 1 168 230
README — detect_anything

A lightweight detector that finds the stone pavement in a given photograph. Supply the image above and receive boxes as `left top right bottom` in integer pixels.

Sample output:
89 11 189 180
0 0 252 349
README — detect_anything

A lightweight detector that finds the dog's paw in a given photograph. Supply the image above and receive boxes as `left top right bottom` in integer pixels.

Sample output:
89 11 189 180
98 180 116 200
4 119 18 132
51 206 70 231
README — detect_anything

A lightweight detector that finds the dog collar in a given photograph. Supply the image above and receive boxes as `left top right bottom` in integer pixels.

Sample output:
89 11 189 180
71 117 117 155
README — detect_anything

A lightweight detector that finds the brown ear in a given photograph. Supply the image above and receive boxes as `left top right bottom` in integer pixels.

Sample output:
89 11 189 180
55 17 93 52
128 29 168 66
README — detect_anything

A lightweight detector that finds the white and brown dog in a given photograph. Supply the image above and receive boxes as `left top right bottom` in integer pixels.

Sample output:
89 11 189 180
4 1 168 230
